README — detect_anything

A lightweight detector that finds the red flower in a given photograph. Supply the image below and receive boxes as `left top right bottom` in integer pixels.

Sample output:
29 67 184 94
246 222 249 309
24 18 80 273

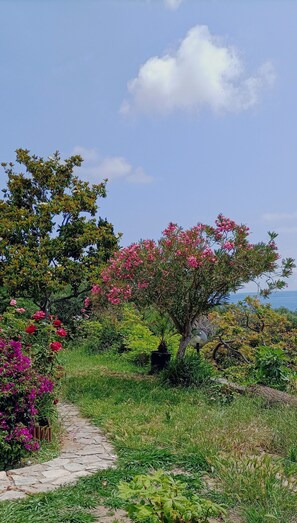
32 310 46 320
53 319 62 327
50 341 63 352
56 328 67 337
25 324 37 334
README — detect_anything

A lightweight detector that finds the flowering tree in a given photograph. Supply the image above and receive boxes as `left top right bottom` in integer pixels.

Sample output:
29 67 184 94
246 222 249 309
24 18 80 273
0 149 118 313
92 216 294 359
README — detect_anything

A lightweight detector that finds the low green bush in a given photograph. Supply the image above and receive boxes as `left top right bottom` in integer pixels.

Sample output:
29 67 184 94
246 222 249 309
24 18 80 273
88 319 124 353
161 354 214 387
120 305 159 365
253 346 290 390
118 470 225 523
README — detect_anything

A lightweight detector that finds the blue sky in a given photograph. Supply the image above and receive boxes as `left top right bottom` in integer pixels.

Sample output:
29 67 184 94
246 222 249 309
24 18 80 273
1 0 297 289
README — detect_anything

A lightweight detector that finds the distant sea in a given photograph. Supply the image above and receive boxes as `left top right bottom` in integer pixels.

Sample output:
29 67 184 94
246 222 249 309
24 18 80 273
228 290 297 312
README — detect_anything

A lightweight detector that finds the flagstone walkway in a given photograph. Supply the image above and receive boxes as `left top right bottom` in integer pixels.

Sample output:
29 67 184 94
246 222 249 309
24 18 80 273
0 402 117 502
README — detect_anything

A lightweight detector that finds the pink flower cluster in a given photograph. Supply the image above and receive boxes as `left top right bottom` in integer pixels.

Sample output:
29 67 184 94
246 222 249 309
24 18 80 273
89 215 276 309
107 284 132 304
215 214 237 232
223 241 235 251
32 310 46 320
187 256 199 268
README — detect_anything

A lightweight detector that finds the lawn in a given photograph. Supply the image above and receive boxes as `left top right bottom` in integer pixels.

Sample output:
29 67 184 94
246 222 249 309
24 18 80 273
0 346 297 523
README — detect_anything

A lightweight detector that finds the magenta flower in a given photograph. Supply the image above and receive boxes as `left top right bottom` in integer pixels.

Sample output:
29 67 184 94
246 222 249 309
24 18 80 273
32 310 46 320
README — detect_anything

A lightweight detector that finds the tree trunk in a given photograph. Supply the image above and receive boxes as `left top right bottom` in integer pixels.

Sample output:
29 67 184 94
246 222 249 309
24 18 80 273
177 335 192 360
248 384 297 407
214 378 297 407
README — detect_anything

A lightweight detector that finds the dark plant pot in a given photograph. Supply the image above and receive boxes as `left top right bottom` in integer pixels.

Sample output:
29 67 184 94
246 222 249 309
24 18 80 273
150 350 171 374
33 419 52 443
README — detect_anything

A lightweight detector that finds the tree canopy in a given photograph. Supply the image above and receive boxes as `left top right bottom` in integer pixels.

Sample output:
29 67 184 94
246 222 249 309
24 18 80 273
0 149 119 311
92 215 294 358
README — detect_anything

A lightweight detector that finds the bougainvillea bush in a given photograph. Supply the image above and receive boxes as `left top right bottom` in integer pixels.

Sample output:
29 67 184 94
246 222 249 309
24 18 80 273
0 302 66 469
91 215 294 359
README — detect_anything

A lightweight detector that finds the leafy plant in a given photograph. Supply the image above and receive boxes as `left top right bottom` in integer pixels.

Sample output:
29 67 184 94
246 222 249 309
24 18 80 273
118 470 225 522
119 305 158 365
161 354 214 388
143 307 177 347
91 318 124 353
254 346 290 390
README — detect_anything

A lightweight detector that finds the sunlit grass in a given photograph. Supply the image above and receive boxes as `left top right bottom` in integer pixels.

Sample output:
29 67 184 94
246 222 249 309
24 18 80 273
1 347 296 523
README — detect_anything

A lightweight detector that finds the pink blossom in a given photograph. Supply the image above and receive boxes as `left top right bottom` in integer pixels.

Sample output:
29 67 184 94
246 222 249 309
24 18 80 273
16 308 26 314
223 241 235 251
137 281 149 289
56 328 67 337
163 223 178 236
84 297 91 307
187 256 199 268
91 284 101 295
32 310 46 320
10 299 17 306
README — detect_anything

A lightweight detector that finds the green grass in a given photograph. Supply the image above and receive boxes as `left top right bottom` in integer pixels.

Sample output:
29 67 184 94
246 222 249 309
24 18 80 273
1 347 297 523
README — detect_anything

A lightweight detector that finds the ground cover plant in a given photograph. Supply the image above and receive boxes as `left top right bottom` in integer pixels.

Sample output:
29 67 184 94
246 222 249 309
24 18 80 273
1 346 296 523
118 470 225 522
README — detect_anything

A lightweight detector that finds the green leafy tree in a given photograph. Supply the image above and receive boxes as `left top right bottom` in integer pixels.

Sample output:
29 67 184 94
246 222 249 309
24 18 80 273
0 149 119 312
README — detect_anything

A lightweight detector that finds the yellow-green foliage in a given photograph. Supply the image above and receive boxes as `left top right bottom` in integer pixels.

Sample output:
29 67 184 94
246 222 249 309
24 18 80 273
80 320 103 339
120 305 159 361
203 297 297 363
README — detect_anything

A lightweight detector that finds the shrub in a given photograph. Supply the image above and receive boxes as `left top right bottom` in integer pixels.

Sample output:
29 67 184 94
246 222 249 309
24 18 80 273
204 297 297 368
86 318 124 353
0 303 65 469
161 354 214 388
119 305 159 365
0 338 54 469
118 470 225 523
253 346 290 390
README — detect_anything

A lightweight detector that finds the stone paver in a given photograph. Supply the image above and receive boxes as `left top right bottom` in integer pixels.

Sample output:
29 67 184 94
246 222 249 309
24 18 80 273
0 402 117 502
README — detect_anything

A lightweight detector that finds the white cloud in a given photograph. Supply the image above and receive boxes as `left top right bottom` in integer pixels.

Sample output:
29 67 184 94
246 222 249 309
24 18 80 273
262 211 297 222
164 0 184 10
121 25 275 116
72 146 152 184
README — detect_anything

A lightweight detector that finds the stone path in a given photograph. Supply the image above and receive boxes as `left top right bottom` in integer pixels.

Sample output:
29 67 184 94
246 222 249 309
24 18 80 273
0 402 117 502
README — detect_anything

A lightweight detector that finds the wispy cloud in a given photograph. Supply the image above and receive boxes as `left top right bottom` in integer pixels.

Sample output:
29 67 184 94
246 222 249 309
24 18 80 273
262 211 297 222
164 0 184 10
73 146 153 184
121 25 275 117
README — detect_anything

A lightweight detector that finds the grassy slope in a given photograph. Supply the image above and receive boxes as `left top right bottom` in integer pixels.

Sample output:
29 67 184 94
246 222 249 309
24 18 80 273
0 348 297 523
